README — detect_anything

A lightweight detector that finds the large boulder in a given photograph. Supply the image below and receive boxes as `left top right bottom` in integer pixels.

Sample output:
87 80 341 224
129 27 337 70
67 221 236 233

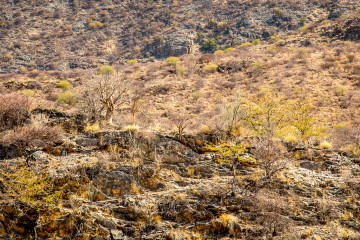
147 32 194 58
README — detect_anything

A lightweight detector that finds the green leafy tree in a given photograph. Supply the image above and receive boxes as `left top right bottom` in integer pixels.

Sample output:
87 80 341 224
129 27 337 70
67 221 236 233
288 100 324 143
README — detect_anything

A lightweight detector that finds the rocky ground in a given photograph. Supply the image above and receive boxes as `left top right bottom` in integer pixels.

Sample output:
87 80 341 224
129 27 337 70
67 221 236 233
1 0 360 72
0 109 360 240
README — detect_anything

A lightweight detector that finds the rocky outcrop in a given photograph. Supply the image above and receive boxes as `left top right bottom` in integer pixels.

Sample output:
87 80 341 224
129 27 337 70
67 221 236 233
146 32 194 58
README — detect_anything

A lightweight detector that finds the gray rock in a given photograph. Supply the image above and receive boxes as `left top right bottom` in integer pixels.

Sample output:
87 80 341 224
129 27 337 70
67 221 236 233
29 151 49 161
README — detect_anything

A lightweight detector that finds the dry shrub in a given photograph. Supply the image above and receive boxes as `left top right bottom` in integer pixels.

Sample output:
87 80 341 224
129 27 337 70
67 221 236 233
0 73 18 81
0 93 31 130
198 53 215 64
321 61 337 70
1 124 62 148
347 54 356 62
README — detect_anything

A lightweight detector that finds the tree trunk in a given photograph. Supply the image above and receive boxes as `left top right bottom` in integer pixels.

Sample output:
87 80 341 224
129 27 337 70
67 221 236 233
105 109 113 124
232 164 236 196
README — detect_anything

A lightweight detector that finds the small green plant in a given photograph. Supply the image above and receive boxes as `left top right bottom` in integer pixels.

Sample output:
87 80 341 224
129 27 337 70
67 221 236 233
208 19 217 28
127 59 138 65
165 56 180 66
176 65 187 76
225 47 235 52
319 140 332 149
57 80 71 91
58 92 77 106
252 39 261 45
274 8 284 17
202 38 217 52
191 92 203 101
99 65 114 75
197 32 204 38
21 89 35 97
240 42 252 48
270 35 281 42
203 63 218 73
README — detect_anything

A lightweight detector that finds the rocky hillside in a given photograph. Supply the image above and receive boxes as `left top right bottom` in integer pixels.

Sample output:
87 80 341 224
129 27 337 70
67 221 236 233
1 1 360 239
1 0 360 73
1 111 360 239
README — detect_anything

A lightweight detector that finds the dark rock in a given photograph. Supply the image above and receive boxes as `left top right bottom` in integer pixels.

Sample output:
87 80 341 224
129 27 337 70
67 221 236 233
299 160 321 171
0 144 24 160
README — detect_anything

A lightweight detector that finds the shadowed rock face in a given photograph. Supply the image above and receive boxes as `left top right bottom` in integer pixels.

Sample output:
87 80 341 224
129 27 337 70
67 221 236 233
147 32 194 58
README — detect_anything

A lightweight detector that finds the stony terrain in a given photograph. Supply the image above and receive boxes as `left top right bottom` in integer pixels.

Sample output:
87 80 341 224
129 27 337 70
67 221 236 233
1 0 360 72
1 110 360 239
1 1 360 240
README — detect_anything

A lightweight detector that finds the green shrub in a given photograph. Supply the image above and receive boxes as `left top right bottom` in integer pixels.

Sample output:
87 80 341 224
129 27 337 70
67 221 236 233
21 89 35 97
203 63 218 73
202 38 217 52
99 65 114 75
240 42 252 48
191 92 203 100
57 80 71 91
252 39 261 45
274 8 284 17
127 59 138 65
197 32 205 38
58 92 77 106
166 56 180 66
176 65 187 76
208 19 217 28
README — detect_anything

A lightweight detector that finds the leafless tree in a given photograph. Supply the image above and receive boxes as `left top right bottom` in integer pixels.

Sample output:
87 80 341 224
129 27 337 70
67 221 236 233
82 72 131 124
252 138 288 185
170 113 191 141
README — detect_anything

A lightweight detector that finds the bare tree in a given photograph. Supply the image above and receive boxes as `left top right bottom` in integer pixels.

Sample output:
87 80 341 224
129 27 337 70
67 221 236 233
83 71 131 124
130 95 144 124
169 113 191 141
252 138 287 185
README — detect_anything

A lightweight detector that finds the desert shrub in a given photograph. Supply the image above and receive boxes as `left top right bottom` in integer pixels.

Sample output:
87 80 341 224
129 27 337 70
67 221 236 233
125 124 140 131
21 89 35 97
347 54 356 62
127 59 138 65
240 42 252 48
319 140 332 149
296 48 308 59
57 80 71 91
214 50 224 55
84 122 100 132
198 54 214 63
197 32 205 39
165 56 180 66
273 8 284 17
1 124 62 148
208 19 217 28
176 65 188 76
202 38 217 52
252 39 261 45
225 47 235 52
203 63 218 73
19 66 27 74
58 92 77 106
99 65 114 75
27 69 40 78
0 93 31 130
191 92 203 101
